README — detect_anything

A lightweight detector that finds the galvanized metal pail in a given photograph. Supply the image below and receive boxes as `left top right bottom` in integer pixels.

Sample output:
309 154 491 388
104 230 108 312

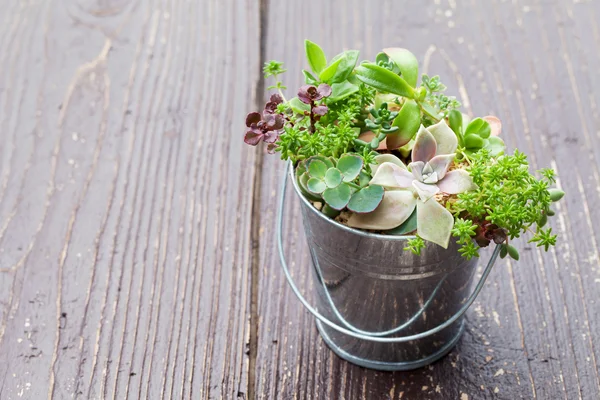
278 163 500 371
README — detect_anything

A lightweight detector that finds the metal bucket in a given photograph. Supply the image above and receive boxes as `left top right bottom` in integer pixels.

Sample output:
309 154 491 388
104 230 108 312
278 163 500 371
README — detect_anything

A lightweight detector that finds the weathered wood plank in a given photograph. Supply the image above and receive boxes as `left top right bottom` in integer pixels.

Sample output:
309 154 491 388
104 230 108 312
255 0 600 399
0 1 259 399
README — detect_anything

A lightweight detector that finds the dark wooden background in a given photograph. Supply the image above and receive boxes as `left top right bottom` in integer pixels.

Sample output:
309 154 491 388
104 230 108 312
0 0 599 399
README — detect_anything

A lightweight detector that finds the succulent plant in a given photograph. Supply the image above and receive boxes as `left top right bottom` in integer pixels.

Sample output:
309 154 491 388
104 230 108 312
348 120 477 248
296 154 384 214
448 111 505 157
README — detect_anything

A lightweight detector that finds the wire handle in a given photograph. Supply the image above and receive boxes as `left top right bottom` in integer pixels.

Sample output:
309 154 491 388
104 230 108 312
278 162 501 343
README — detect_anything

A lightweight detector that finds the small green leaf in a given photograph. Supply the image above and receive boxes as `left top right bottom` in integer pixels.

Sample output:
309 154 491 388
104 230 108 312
347 185 384 213
306 155 334 169
507 244 520 261
319 56 344 83
308 159 327 179
385 209 418 235
500 244 508 259
329 81 359 102
547 208 556 216
383 48 419 87
484 136 505 156
388 100 421 149
464 117 491 138
464 134 485 149
322 184 352 210
305 40 327 74
321 204 341 218
330 50 359 83
289 97 311 114
358 170 370 187
548 188 565 202
298 172 322 201
302 70 319 85
448 109 463 136
337 155 363 182
307 177 326 194
324 168 343 188
539 212 548 227
355 63 415 98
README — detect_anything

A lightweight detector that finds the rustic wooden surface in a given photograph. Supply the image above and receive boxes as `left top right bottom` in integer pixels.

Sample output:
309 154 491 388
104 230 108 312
0 0 599 399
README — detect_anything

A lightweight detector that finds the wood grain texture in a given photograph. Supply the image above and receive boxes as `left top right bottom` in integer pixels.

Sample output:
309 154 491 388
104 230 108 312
1 0 600 399
255 0 600 399
0 0 259 399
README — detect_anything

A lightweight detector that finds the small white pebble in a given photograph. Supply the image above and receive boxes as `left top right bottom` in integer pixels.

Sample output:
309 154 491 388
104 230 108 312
445 10 453 17
422 386 428 391
494 368 505 376
17 338 22 343
461 393 469 400
494 387 500 393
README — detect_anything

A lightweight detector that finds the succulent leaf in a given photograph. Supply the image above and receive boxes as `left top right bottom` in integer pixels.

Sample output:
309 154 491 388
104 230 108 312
347 190 417 230
308 159 328 179
324 168 343 188
371 154 407 174
370 162 408 189
329 81 360 103
384 209 418 235
307 177 327 194
416 198 454 248
484 136 505 156
427 120 458 155
436 170 477 194
448 109 463 137
464 134 485 149
304 40 327 74
322 184 352 210
412 126 437 163
337 154 363 182
548 188 565 202
354 63 415 98
412 180 440 202
298 172 322 201
347 185 385 213
382 48 419 88
388 100 421 150
288 97 311 114
483 116 502 136
427 154 455 180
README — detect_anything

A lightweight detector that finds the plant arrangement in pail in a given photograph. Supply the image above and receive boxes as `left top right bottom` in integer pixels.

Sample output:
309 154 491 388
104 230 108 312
244 41 564 260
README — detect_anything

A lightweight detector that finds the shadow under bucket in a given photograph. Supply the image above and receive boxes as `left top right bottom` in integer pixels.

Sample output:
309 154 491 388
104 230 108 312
279 163 500 371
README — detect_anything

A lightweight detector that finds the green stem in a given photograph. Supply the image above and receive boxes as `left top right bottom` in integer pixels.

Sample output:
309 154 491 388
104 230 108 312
345 181 361 190
415 99 442 123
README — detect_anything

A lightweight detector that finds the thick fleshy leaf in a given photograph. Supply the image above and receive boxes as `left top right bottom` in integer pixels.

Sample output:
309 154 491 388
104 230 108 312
312 105 328 116
384 209 417 235
298 172 322 201
358 131 387 150
427 154 455 180
246 112 261 127
322 184 352 210
347 185 385 213
317 83 333 97
485 136 505 156
354 63 415 98
409 161 424 181
305 40 327 74
412 126 437 163
370 162 407 189
388 99 421 149
464 133 485 149
393 168 415 188
307 177 327 194
484 115 502 136
347 190 417 230
382 48 419 87
437 170 477 194
244 130 262 146
448 109 463 136
308 159 328 179
330 50 359 83
416 198 454 248
464 117 491 138
427 120 458 155
337 154 363 182
412 180 439 202
373 154 407 170
306 155 334 169
324 168 343 188
289 97 311 114
329 81 359 103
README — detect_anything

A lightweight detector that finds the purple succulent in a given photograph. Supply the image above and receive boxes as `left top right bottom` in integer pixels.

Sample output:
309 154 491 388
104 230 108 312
264 93 284 114
348 120 477 248
298 84 332 104
244 111 284 147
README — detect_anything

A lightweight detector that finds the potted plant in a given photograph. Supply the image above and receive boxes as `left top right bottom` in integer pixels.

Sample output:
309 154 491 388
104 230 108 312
244 41 565 370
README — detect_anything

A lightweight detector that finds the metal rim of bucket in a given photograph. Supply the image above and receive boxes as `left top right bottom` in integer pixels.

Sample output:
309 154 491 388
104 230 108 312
278 161 501 343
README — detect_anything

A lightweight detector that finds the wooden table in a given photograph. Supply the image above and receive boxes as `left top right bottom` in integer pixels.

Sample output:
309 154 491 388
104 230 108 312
1 0 599 399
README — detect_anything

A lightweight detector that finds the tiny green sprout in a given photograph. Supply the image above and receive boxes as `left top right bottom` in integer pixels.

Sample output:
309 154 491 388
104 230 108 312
529 227 558 251
405 236 425 255
263 60 287 78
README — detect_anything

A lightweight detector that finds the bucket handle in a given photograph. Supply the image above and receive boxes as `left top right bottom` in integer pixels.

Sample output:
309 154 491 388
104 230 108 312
277 162 501 343
311 245 451 337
